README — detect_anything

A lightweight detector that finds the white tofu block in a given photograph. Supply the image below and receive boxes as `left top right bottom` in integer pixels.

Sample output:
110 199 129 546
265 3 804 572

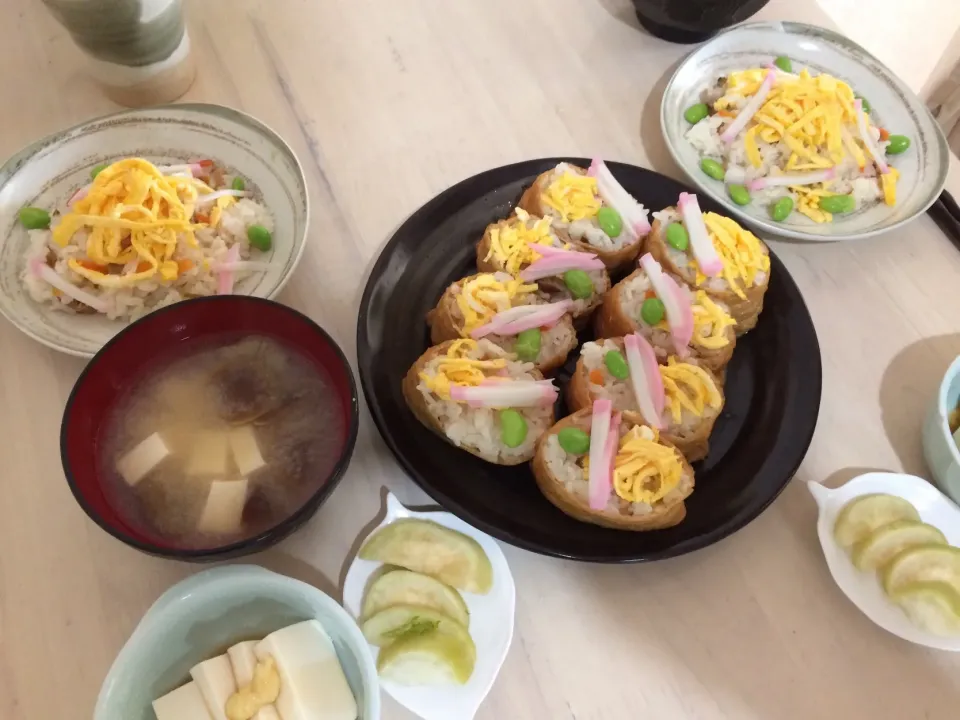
152 681 214 720
227 641 282 720
116 432 170 486
190 654 237 720
255 620 358 720
229 425 267 476
197 478 248 536
186 431 231 477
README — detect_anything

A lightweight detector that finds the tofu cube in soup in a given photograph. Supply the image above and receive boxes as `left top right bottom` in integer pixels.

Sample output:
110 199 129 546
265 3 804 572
116 432 170 486
197 478 249 536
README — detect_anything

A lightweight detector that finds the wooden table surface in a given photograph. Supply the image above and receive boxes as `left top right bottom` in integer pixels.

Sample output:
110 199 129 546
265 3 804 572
3 0 960 718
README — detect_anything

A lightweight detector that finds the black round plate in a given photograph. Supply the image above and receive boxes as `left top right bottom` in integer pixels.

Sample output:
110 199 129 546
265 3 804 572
357 158 821 562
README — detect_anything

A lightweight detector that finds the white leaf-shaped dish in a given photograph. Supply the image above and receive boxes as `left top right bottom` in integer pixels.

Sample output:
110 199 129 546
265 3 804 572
809 472 960 651
343 493 516 720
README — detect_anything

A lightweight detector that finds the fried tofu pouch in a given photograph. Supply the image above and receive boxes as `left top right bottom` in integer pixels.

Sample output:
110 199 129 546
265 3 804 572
517 163 644 271
402 339 557 465
531 409 694 531
566 338 725 462
425 272 577 373
644 209 770 333
475 212 610 325
594 267 736 375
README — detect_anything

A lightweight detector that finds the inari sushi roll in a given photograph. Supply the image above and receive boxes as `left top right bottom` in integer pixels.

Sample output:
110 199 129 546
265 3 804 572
595 252 737 375
402 339 558 465
645 193 770 333
567 335 724 462
517 158 650 271
426 272 577 373
532 404 695 531
476 208 610 325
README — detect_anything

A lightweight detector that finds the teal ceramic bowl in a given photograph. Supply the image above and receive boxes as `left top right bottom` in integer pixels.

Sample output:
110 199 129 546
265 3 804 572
94 565 380 720
923 355 960 505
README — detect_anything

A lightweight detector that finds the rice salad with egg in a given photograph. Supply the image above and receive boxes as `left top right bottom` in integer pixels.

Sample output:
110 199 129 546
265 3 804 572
20 158 275 321
683 57 911 224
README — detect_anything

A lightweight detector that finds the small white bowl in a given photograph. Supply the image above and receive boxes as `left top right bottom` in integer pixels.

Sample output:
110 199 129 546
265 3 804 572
660 21 948 241
343 493 516 720
95 565 380 720
0 103 309 356
808 473 960 651
923 355 960 504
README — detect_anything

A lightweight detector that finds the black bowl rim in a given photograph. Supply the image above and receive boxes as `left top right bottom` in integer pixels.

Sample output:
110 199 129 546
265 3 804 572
60 295 360 562
356 156 822 562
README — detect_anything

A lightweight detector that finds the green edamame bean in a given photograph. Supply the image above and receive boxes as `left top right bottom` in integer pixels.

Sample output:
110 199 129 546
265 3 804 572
727 184 751 206
604 350 629 380
665 222 689 251
500 409 528 448
818 194 856 214
90 163 109 180
19 207 50 230
684 103 709 124
247 224 273 252
641 297 665 325
886 135 911 155
514 328 542 362
563 269 594 299
557 427 590 454
855 94 871 113
770 196 794 222
700 157 725 181
773 56 793 73
597 206 623 238
231 176 246 191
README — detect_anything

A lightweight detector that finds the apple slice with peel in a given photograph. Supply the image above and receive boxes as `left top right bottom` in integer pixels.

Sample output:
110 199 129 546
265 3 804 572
833 493 919 550
376 623 477 685
361 569 469 627
359 519 493 594
881 544 960 596
362 604 466 647
851 520 946 571
890 580 960 636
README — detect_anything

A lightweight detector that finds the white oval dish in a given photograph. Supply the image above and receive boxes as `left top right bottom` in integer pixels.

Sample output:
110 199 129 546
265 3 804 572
0 103 309 357
343 492 516 720
660 21 948 241
808 473 960 651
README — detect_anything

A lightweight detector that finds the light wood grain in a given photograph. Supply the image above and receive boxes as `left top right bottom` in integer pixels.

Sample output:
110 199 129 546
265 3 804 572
2 0 960 718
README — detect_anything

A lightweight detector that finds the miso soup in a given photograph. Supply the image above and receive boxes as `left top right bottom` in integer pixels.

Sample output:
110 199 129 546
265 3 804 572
101 335 346 548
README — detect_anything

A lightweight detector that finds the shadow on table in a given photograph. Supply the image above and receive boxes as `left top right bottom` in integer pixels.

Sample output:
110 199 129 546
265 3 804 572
879 334 960 477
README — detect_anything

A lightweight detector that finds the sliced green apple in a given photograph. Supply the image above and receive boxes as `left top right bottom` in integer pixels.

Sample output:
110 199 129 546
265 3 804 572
376 623 476 685
362 604 465 647
833 493 919 550
890 580 960 636
851 520 946 571
361 569 469 627
881 544 960 595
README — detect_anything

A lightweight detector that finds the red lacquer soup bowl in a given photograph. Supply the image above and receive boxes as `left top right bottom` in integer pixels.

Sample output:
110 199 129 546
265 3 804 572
60 296 359 561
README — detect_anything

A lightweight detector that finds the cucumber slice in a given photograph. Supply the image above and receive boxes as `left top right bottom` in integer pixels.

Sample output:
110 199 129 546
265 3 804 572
376 623 477 685
833 493 919 549
890 580 960 636
359 519 493 594
881 544 960 596
361 569 469 627
362 604 465 647
851 520 946 571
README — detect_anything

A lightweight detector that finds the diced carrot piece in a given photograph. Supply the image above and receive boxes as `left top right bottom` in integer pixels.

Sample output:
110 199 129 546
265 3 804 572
177 259 195 272
589 369 605 385
77 260 108 273
716 110 735 118
645 290 656 300
194 213 210 224
197 159 215 167
879 127 890 141
136 261 152 272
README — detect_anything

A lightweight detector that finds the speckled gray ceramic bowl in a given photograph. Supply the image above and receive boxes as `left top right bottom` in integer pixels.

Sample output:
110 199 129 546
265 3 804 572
661 21 949 241
0 104 308 356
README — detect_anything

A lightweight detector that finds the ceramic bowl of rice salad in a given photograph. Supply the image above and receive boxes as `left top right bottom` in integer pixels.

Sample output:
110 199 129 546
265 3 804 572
661 21 948 241
0 104 308 356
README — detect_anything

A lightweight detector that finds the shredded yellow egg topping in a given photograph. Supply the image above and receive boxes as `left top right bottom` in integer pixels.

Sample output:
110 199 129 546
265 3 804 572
716 68 897 223
660 358 722 424
695 213 770 299
691 291 737 349
484 208 557 275
52 158 212 287
541 170 601 222
609 426 683 505
418 339 507 399
456 274 538 335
